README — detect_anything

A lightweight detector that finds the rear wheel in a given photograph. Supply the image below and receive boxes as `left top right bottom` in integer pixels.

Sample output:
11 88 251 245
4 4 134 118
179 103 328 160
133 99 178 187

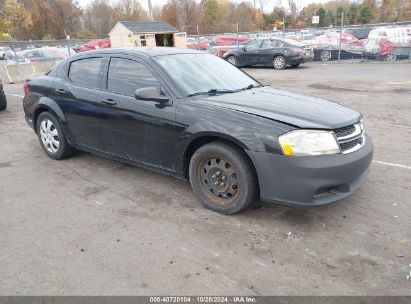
189 141 258 214
273 56 286 70
36 112 74 160
227 55 238 66
320 50 331 61
385 51 397 62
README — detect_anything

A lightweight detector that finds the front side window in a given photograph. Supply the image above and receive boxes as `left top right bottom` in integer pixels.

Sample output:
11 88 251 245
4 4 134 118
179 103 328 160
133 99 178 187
245 40 261 50
69 58 103 89
107 58 159 97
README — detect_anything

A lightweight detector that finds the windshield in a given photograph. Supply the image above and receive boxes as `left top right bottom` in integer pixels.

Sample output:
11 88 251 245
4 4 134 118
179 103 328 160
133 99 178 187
153 53 259 97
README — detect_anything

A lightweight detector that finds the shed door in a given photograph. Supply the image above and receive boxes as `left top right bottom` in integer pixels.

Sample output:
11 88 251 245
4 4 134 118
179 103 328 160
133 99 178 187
145 34 156 47
174 32 187 48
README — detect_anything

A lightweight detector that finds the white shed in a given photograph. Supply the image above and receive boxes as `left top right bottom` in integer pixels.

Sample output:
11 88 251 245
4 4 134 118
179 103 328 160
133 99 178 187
109 21 187 48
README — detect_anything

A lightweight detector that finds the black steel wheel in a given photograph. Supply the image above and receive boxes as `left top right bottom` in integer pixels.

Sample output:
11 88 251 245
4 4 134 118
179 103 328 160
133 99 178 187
189 141 258 214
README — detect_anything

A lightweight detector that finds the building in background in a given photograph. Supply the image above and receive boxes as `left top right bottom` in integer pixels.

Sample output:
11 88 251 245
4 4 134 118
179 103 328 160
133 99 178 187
109 21 187 48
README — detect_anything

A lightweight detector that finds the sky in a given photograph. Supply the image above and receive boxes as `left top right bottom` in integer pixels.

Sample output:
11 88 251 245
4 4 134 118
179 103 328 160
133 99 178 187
77 0 333 13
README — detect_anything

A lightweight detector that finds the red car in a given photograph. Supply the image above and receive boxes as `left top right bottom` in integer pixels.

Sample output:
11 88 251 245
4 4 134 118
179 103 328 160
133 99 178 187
77 39 111 53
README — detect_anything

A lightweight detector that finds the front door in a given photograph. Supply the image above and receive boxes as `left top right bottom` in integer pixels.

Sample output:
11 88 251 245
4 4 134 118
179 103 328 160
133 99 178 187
99 57 176 170
240 40 262 66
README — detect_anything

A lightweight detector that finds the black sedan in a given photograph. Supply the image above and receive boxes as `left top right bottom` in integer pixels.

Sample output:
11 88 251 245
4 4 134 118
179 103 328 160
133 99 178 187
0 79 6 111
23 48 373 214
223 38 314 69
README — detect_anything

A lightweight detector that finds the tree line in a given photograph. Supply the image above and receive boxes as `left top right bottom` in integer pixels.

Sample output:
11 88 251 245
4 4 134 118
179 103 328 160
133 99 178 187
0 0 410 40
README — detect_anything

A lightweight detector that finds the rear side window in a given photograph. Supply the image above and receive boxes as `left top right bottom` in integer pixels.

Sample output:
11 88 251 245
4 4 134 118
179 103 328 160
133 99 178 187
69 58 103 89
107 58 159 97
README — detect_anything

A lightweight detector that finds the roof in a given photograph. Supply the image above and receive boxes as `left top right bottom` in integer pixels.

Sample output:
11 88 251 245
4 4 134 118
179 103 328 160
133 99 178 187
69 47 206 60
119 21 178 34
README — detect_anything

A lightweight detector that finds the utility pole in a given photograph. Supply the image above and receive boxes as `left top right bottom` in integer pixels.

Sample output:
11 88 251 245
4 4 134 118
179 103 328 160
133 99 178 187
338 11 344 62
236 21 239 49
197 25 200 50
147 0 154 22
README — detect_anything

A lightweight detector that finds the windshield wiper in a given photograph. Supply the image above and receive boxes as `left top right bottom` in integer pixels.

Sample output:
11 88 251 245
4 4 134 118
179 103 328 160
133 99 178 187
187 89 238 97
240 84 257 90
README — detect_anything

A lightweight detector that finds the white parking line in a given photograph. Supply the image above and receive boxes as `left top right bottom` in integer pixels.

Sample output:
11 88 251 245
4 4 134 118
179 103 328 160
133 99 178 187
5 93 24 98
373 161 411 170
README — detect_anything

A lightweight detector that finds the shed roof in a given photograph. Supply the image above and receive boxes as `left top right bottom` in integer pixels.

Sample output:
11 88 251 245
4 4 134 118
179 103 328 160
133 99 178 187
119 21 178 34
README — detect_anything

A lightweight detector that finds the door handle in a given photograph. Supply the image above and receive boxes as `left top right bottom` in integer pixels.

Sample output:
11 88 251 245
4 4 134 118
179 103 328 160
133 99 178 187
55 88 66 95
101 98 117 106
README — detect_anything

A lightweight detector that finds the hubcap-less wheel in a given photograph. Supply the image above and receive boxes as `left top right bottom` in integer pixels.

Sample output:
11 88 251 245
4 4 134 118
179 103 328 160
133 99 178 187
199 156 239 204
40 119 60 153
320 50 331 61
227 56 237 66
273 56 286 69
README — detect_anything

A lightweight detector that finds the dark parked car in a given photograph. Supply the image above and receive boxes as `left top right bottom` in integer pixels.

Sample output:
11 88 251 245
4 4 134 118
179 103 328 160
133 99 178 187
0 79 7 111
223 38 314 69
23 48 373 214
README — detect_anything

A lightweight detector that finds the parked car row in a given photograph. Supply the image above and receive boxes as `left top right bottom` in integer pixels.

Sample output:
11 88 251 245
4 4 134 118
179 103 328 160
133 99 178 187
188 24 410 62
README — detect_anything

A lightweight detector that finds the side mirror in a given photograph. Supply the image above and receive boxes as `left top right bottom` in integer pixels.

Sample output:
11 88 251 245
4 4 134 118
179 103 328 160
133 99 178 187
134 87 169 103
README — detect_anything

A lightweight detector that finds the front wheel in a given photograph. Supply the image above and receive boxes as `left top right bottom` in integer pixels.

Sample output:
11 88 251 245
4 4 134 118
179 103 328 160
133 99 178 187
189 142 258 214
37 112 74 160
273 55 286 70
227 55 238 66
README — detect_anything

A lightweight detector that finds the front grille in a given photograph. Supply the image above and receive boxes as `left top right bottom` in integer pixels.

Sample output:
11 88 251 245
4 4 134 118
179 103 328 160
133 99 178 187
339 136 363 152
333 122 365 154
334 125 356 138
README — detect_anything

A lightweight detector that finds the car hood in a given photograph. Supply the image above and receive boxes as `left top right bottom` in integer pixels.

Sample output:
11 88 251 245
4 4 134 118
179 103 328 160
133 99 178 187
197 87 361 129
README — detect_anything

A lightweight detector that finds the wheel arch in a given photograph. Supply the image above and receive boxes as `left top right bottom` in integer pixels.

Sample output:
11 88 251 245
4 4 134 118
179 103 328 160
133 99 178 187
181 133 259 189
33 98 66 134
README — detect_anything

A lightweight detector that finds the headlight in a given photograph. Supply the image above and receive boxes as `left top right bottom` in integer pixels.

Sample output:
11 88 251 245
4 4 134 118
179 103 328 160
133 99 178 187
278 130 341 156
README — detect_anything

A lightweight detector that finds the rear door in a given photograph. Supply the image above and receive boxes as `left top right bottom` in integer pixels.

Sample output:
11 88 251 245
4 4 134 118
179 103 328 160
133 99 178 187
98 56 176 170
258 39 283 65
53 57 106 150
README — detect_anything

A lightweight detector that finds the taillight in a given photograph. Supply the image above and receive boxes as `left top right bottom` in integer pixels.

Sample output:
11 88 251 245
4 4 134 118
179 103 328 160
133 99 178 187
23 80 29 96
291 48 303 54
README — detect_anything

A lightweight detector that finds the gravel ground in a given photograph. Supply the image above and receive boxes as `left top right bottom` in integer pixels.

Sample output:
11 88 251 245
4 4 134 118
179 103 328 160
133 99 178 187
0 62 410 295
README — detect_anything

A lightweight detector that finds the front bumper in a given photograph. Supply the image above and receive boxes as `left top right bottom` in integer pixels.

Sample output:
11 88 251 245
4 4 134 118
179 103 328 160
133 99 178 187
247 134 373 205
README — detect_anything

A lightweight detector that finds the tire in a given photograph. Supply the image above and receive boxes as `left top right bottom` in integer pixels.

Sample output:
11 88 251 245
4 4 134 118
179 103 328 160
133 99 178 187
189 141 258 214
273 55 286 70
385 52 397 62
320 50 331 61
0 91 6 111
36 112 74 160
227 55 238 66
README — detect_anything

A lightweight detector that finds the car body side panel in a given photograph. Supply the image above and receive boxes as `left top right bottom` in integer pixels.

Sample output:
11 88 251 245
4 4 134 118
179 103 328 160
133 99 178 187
174 100 294 176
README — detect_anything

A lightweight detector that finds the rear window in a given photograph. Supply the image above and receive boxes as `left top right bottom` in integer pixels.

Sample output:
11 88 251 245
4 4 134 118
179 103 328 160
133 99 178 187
69 58 102 89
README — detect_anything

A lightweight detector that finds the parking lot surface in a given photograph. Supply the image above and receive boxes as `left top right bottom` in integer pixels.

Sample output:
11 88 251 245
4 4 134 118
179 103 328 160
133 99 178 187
0 63 410 295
